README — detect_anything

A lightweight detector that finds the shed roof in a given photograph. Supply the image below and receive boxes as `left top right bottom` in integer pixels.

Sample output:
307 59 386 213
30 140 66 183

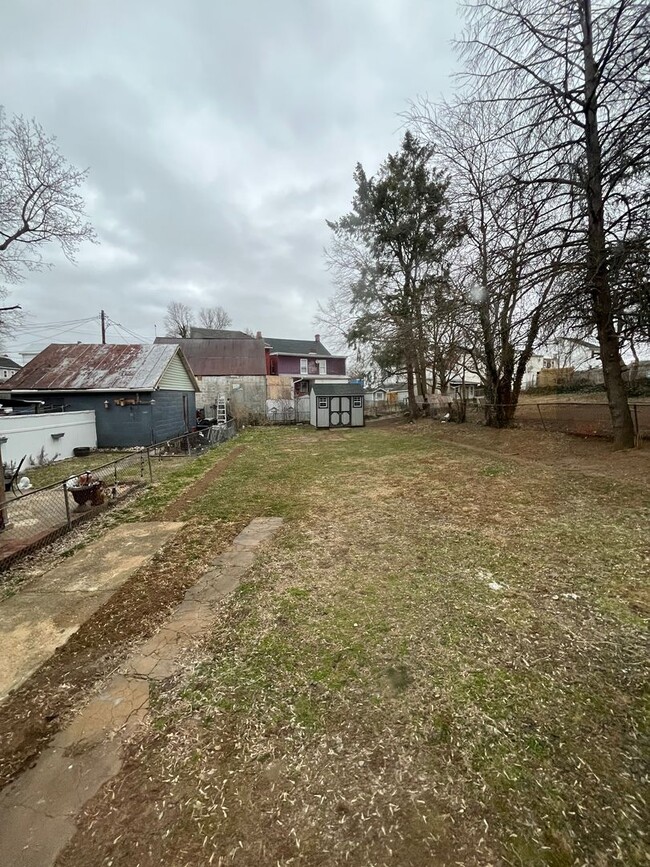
0 356 21 370
7 343 198 392
189 327 252 339
311 382 365 396
265 337 332 357
155 336 266 376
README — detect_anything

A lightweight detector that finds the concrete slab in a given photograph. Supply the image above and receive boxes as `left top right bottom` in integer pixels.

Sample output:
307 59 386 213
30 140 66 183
0 517 284 867
0 521 183 701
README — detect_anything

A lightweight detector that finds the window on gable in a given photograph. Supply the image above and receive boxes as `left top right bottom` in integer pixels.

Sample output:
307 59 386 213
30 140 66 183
317 397 328 409
352 396 363 408
300 358 308 375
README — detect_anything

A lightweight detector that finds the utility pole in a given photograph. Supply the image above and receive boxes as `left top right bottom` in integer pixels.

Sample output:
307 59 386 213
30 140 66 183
100 310 106 344
0 439 6 532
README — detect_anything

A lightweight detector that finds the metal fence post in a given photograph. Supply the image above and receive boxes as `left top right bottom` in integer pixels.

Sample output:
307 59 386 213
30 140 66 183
147 448 153 482
186 433 191 455
537 403 547 431
63 482 72 529
633 403 639 447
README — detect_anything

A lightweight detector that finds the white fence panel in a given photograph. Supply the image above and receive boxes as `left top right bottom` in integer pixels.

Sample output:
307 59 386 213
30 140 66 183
0 411 97 467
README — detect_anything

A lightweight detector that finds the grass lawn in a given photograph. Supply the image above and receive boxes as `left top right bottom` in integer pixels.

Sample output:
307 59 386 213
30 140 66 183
60 422 649 866
24 450 196 491
23 451 129 489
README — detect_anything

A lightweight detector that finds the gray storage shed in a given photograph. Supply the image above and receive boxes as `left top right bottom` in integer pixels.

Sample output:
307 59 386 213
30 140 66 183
310 383 365 429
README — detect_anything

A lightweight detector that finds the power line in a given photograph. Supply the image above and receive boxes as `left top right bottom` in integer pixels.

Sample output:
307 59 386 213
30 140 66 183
12 316 99 331
106 318 151 344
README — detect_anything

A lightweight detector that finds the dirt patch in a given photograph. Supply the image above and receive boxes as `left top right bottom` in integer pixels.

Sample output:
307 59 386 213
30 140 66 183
399 418 650 487
161 445 246 521
0 447 246 792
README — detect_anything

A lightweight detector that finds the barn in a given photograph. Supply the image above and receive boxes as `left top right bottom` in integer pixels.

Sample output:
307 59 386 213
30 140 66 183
309 383 365 429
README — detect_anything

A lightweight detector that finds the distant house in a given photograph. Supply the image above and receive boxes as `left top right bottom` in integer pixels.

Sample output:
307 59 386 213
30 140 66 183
364 386 388 405
265 334 347 397
447 369 482 400
6 343 199 448
156 331 350 421
523 336 601 389
0 356 21 382
155 333 267 419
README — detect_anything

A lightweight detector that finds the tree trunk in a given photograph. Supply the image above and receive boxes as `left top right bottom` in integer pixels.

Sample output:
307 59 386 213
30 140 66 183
415 363 429 410
406 361 420 419
580 0 634 448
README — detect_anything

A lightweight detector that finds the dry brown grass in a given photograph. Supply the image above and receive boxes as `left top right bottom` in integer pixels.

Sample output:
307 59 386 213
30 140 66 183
58 423 649 867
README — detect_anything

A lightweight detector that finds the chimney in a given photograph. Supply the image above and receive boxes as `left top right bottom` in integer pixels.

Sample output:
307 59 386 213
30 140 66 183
256 331 262 339
315 333 321 343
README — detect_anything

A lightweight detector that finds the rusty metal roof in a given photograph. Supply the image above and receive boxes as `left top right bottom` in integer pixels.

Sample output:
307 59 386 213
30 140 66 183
154 336 267 376
7 343 197 392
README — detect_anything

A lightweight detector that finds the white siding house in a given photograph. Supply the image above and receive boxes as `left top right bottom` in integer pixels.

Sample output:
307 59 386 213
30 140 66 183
0 356 21 382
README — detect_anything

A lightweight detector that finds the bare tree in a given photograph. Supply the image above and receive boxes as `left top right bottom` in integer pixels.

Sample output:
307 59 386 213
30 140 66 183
0 111 95 286
457 0 649 446
0 292 23 345
164 301 194 337
409 97 574 426
197 305 232 330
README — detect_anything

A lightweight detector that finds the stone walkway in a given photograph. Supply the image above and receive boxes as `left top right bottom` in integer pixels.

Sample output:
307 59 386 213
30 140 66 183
0 522 183 701
0 517 284 867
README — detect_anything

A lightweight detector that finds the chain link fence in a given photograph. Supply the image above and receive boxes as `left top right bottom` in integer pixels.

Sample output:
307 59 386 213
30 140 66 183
453 400 650 442
516 401 650 441
0 420 237 570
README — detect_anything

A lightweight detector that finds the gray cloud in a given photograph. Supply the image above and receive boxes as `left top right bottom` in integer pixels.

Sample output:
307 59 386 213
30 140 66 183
1 0 459 356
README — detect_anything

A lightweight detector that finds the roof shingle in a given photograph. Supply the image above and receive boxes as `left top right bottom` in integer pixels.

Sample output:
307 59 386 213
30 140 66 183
0 356 20 370
189 327 253 339
265 337 332 356
311 383 364 396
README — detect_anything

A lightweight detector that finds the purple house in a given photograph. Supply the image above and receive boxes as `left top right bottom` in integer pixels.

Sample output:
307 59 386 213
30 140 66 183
264 334 347 396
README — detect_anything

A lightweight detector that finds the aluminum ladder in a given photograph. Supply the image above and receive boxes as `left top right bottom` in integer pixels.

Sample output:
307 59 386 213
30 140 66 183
216 395 227 424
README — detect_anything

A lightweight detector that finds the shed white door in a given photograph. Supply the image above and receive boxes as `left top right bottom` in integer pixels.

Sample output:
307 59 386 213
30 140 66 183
329 396 351 427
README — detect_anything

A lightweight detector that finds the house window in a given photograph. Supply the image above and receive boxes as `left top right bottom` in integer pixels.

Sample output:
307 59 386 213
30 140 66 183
318 397 328 409
317 359 327 375
352 396 363 408
300 358 308 375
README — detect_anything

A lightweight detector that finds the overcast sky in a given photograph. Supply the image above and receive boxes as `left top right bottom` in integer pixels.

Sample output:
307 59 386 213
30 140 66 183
2 0 460 358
